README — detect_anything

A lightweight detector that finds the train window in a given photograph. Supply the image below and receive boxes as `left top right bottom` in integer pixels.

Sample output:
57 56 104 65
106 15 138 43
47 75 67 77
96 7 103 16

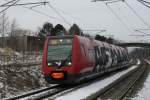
47 38 73 62
48 38 72 45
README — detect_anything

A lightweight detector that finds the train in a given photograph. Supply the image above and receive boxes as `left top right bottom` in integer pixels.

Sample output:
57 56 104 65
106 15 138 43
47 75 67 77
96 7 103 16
42 35 130 84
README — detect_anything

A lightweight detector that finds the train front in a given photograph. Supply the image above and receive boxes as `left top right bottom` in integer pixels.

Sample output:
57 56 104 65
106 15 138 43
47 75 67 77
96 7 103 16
42 35 75 84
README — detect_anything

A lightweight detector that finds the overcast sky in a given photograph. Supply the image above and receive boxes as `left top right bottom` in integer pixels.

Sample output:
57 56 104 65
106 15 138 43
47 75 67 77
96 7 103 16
0 0 150 42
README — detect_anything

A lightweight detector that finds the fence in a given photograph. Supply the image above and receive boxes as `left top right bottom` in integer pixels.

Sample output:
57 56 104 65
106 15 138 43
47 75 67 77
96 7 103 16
0 54 42 66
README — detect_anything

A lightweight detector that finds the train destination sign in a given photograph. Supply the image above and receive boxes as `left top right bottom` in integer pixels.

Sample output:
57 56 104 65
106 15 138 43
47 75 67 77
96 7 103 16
48 38 72 45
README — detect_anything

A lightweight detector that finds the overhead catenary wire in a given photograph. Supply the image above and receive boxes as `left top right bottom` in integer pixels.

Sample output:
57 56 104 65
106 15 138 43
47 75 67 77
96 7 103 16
124 1 150 29
21 6 66 23
134 29 150 36
0 0 17 7
139 0 150 5
52 7 82 23
50 6 91 27
104 3 133 33
0 0 20 14
137 0 150 9
0 1 49 7
47 3 71 26
3 0 70 24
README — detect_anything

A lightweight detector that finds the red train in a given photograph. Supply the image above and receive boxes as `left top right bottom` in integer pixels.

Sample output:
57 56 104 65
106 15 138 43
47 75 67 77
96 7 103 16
42 35 130 84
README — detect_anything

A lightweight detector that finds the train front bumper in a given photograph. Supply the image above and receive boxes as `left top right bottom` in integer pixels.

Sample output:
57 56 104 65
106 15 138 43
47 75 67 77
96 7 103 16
44 72 82 84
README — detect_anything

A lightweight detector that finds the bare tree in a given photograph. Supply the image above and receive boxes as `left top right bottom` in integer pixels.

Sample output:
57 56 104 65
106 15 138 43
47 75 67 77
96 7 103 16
10 18 18 37
0 12 10 47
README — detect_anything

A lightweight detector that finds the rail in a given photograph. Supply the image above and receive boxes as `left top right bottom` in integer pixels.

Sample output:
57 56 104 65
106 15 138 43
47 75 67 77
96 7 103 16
86 60 147 100
5 85 60 100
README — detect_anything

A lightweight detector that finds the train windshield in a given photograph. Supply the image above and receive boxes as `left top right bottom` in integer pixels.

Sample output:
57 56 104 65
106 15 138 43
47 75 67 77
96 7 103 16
47 37 73 66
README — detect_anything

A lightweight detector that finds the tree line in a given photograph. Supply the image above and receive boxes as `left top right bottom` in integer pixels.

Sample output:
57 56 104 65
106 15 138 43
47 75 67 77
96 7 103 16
38 22 83 38
38 22 120 45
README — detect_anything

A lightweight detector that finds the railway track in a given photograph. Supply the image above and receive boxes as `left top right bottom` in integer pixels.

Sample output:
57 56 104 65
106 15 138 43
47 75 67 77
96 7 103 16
86 60 147 100
4 66 131 100
4 60 139 100
5 85 63 100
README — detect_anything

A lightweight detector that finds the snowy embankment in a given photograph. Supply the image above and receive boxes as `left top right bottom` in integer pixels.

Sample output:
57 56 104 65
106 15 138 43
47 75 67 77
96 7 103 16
55 61 140 100
0 64 48 99
145 59 150 64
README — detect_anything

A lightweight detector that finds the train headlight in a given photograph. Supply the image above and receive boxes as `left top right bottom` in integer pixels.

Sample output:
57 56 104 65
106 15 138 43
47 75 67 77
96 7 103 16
68 62 71 66
47 63 52 66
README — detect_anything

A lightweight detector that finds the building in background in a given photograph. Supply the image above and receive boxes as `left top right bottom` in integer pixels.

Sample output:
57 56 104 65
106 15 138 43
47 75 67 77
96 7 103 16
0 36 45 52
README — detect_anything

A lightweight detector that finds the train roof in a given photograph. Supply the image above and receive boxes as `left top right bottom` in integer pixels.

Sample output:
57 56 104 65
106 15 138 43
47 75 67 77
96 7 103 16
47 35 73 39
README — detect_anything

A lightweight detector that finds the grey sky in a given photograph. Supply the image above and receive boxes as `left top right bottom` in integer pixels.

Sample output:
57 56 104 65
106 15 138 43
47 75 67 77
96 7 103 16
0 0 150 42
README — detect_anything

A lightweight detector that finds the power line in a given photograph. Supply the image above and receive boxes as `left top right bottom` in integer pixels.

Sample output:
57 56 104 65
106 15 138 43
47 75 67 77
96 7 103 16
105 3 132 33
140 0 150 5
0 0 20 14
22 6 64 22
124 1 150 29
47 3 71 26
129 34 150 36
137 0 150 9
134 29 150 35
92 0 118 1
92 0 133 33
52 7 80 22
0 1 49 7
137 28 150 30
3 0 68 23
105 0 122 4
0 0 17 7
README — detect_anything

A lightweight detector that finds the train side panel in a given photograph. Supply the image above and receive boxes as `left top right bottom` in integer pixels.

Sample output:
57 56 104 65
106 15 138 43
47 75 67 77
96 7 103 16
72 36 95 74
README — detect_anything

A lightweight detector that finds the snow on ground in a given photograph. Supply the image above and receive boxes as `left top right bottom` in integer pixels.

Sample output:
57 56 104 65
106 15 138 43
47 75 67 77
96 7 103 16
0 64 48 99
131 59 150 100
0 48 4 52
145 59 150 65
55 65 139 100
0 48 42 65
137 59 140 65
0 82 4 88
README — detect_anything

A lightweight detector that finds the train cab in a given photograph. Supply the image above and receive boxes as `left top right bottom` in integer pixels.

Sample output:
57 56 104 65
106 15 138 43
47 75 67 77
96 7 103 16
42 35 75 83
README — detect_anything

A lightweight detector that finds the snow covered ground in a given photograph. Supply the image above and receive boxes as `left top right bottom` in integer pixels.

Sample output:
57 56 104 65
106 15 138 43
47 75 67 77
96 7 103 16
131 59 150 100
145 59 150 64
0 64 48 99
55 64 139 100
0 48 42 65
